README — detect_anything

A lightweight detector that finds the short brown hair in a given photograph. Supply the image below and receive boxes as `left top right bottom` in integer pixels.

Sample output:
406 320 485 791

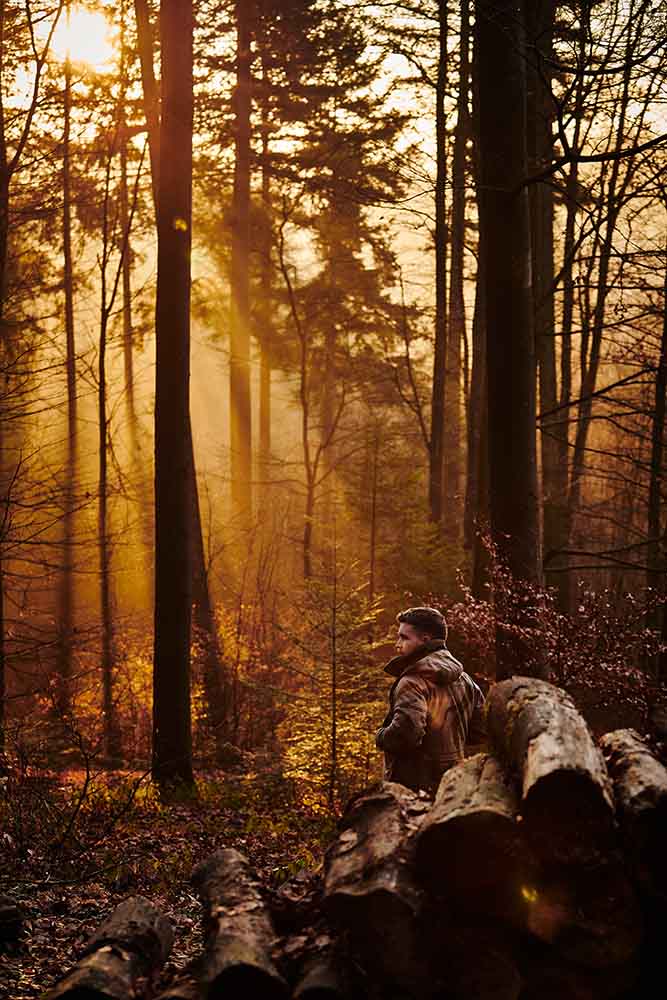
397 606 447 641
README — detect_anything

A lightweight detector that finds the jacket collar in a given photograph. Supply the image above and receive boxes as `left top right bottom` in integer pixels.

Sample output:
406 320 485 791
382 638 447 678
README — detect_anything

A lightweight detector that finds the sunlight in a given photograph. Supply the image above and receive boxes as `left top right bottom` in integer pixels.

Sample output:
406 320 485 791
50 6 115 70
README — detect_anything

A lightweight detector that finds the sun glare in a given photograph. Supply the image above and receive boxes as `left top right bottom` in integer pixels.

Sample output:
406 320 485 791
50 7 115 71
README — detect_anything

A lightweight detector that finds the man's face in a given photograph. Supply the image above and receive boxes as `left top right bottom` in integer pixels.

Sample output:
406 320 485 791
396 622 429 656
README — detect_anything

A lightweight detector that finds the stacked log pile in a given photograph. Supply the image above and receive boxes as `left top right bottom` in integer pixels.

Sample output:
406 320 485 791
43 677 667 999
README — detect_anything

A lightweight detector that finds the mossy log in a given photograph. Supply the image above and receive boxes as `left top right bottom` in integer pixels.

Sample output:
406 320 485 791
486 677 616 865
414 753 533 924
45 895 173 1000
323 781 430 993
191 847 288 999
600 727 667 899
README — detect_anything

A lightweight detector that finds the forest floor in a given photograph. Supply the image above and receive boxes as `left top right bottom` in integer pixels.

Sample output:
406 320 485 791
0 759 337 999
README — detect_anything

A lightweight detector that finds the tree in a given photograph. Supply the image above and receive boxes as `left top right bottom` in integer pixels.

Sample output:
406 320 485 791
152 0 195 788
475 0 542 679
428 0 449 525
229 0 253 521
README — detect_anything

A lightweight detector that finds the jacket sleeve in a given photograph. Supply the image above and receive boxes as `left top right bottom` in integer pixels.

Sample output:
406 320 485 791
375 676 428 754
467 683 487 746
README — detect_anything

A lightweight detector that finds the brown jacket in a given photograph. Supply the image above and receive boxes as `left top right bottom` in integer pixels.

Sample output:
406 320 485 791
375 640 485 794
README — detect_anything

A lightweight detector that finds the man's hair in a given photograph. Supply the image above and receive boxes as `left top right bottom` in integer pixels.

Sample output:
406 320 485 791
397 606 448 641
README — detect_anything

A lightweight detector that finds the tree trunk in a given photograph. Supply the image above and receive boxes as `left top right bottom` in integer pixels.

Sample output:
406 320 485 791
133 0 160 214
230 0 253 521
99 308 120 760
152 0 195 788
187 415 230 753
56 31 76 718
646 238 667 648
443 0 469 542
368 423 380 603
526 1 558 593
475 0 541 677
547 14 586 611
303 474 314 579
0 13 9 749
429 0 448 523
45 896 173 1000
258 49 271 498
565 20 635 563
191 848 287 998
135 0 221 734
319 323 336 532
119 3 135 425
467 20 490 597
99 166 121 761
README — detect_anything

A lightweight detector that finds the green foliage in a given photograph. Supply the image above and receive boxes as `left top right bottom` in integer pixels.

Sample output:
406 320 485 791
277 571 386 812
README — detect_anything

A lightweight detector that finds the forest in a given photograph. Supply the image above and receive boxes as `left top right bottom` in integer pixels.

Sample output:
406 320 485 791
1 0 667 997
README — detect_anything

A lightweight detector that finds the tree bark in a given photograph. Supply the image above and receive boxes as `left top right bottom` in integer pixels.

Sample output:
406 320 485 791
99 301 120 760
258 48 272 498
429 0 448 523
293 957 347 999
526 1 558 593
187 415 230 753
444 0 469 541
152 0 195 788
230 0 253 521
485 677 616 866
475 0 541 677
547 14 586 611
646 237 667 648
45 896 173 1000
56 26 76 718
133 0 160 214
323 781 430 992
99 163 121 761
191 848 288 998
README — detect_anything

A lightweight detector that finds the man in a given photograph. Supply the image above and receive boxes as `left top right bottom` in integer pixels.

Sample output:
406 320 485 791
375 606 485 794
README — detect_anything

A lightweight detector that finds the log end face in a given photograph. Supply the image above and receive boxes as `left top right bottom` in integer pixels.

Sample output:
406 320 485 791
415 811 532 912
521 768 616 866
207 963 289 1000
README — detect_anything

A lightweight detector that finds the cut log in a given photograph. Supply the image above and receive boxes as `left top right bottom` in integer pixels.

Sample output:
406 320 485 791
293 954 348 999
600 727 667 899
191 847 288 999
486 677 616 865
419 908 523 1000
154 974 202 999
414 753 534 925
522 860 642 969
519 930 640 1000
323 781 430 993
0 894 23 944
44 895 173 1000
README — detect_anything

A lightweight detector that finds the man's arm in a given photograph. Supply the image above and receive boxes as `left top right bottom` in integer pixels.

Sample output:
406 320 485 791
376 676 428 753
467 683 487 747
